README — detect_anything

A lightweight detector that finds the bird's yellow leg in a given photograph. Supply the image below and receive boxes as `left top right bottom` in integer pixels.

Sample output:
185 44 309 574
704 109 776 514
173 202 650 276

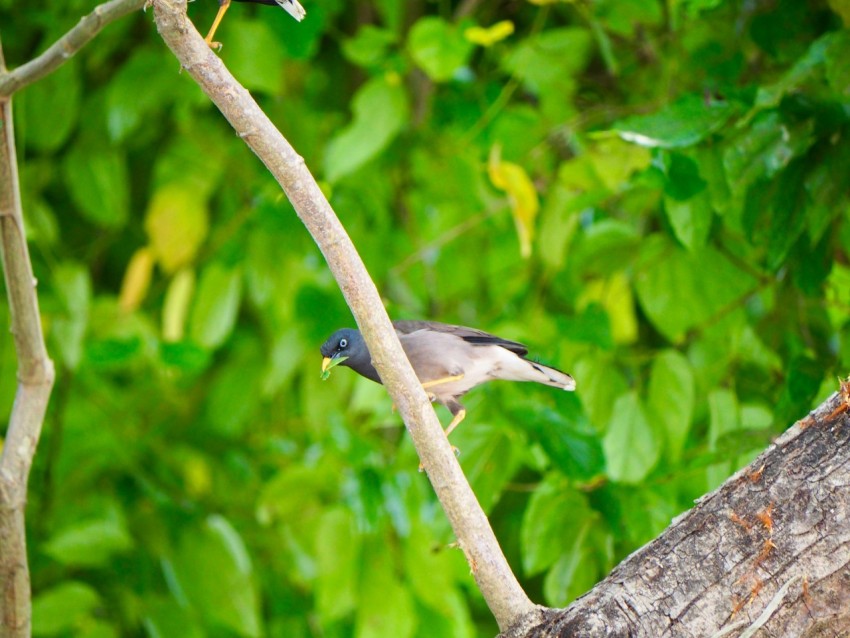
421 373 464 390
444 409 466 438
204 0 231 49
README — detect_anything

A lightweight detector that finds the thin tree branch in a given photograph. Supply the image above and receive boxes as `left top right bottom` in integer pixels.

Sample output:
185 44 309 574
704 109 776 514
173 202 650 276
0 0 146 97
0 39 56 638
150 0 538 631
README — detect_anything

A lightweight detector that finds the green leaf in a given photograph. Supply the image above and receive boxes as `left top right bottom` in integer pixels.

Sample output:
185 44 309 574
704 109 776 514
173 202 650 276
707 388 739 487
142 599 205 638
106 47 184 141
20 59 80 152
189 263 243 349
723 113 816 203
62 144 129 228
204 341 263 437
572 219 641 277
315 508 359 621
407 16 474 81
634 236 757 342
171 515 262 638
219 18 287 94
664 191 713 251
521 476 594 575
403 524 466 618
32 582 100 636
355 541 415 638
50 262 92 371
520 399 605 480
504 27 592 95
324 76 409 182
611 94 737 149
603 392 659 483
542 523 599 607
570 355 629 430
43 515 133 568
343 25 398 68
452 422 520 512
647 350 694 463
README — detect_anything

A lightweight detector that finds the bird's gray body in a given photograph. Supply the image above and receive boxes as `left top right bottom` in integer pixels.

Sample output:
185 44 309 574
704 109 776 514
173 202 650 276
320 321 575 419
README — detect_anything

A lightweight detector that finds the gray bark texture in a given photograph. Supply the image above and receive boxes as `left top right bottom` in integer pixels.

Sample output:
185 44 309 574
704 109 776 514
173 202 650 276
500 387 850 638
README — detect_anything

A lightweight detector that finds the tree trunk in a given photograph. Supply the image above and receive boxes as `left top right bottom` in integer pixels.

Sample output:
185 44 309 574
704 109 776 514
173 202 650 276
502 388 850 638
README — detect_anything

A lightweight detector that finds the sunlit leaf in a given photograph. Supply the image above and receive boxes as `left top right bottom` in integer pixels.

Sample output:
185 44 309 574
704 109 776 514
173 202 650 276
488 144 539 258
219 18 286 94
189 264 242 349
647 350 694 463
144 184 209 274
163 268 196 342
43 515 133 568
408 16 474 81
32 582 100 636
603 392 659 483
325 75 409 182
119 247 155 312
464 21 514 47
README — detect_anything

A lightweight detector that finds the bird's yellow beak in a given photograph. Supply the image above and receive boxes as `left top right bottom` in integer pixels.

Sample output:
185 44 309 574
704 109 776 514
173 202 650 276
321 357 333 373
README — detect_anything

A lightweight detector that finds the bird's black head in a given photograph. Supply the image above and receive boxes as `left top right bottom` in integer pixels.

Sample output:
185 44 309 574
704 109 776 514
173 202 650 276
320 328 379 382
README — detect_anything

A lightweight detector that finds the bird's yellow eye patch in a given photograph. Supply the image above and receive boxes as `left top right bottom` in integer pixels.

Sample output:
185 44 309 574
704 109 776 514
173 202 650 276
321 356 348 380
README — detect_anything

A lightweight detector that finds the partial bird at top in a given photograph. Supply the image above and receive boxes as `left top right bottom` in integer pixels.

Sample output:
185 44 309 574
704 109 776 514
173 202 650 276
320 320 576 441
204 0 306 49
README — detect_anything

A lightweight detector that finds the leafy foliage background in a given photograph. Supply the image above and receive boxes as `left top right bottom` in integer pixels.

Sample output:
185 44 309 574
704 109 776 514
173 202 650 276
2 0 849 636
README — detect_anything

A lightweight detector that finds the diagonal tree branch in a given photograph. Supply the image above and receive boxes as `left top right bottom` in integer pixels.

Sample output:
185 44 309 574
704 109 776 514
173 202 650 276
0 40 56 638
150 0 539 631
0 0 146 97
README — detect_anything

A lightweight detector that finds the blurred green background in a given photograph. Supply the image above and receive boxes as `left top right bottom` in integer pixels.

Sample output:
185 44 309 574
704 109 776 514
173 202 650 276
2 0 849 636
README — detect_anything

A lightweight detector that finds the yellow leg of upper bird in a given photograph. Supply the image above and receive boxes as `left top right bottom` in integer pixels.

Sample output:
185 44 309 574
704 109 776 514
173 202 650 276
444 409 466 438
204 0 231 49
421 373 464 390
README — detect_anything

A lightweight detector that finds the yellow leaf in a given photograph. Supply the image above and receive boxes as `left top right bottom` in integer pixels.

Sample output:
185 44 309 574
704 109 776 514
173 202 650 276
578 274 638 344
828 0 850 25
183 454 212 497
464 21 515 47
488 145 539 258
119 247 154 312
144 184 208 274
527 0 574 5
162 268 195 342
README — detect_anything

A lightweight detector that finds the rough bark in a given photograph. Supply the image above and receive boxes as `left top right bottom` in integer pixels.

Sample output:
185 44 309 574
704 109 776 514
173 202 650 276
500 387 850 638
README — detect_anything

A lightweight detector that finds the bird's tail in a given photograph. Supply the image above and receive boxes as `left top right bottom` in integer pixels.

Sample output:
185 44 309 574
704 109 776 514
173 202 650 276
512 359 576 391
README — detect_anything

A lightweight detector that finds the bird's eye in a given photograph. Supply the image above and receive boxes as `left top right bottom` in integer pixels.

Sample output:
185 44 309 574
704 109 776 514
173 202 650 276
339 338 348 349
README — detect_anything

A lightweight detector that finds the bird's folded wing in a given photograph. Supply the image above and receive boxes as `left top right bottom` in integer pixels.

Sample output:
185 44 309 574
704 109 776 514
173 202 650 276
393 320 528 356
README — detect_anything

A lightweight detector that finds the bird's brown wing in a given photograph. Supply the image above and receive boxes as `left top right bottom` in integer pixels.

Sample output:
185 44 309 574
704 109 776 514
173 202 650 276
393 320 528 356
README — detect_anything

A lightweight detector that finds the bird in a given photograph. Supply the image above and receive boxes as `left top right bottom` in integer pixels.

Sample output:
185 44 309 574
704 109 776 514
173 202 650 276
320 320 576 439
204 0 306 49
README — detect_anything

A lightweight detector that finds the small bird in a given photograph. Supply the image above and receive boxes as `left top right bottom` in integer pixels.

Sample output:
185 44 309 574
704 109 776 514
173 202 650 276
320 321 576 438
204 0 306 49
